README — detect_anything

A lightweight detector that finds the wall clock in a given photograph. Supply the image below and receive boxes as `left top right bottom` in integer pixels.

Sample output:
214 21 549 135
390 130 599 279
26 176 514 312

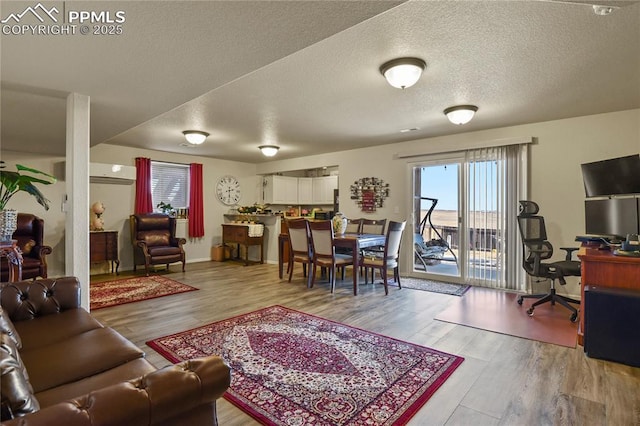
216 175 241 205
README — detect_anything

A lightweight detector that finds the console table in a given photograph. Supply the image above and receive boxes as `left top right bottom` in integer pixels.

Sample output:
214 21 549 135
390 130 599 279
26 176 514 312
222 224 264 266
90 230 119 274
577 246 640 345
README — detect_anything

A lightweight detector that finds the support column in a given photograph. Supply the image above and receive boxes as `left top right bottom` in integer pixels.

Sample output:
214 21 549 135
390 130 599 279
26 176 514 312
65 93 90 310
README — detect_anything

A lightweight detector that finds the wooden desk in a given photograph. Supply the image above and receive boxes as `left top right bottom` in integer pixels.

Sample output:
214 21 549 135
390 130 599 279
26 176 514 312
277 232 386 295
90 231 120 274
222 224 264 266
0 240 23 282
577 246 640 345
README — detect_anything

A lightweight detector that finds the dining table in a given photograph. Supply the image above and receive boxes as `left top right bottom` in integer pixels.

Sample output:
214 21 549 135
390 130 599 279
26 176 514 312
278 232 386 295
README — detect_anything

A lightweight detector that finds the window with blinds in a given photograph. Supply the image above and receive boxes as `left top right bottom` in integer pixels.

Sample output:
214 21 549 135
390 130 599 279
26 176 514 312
151 161 189 210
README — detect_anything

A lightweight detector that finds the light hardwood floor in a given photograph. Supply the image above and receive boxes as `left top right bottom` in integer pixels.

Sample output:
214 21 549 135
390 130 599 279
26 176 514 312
90 261 640 426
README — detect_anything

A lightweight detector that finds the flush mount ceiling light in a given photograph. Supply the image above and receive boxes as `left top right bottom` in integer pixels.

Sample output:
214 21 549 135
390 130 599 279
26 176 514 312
592 5 617 15
182 130 209 145
259 145 280 157
444 105 478 125
379 57 426 89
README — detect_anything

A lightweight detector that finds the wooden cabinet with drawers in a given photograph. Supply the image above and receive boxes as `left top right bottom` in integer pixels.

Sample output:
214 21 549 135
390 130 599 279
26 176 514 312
222 224 264 266
90 230 120 274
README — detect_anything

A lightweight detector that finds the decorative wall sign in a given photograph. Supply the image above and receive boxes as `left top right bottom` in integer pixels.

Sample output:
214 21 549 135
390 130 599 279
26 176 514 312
349 177 389 212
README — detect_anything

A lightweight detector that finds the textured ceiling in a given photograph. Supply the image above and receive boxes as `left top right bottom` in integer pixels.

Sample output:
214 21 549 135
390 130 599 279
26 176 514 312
1 0 639 163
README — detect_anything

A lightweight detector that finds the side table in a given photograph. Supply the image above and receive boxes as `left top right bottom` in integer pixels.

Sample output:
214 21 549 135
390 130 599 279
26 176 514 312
222 224 264 266
90 230 120 274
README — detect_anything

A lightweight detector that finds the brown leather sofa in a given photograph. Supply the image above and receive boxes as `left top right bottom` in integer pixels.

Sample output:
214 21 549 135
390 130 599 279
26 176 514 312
0 214 52 282
130 214 186 276
0 277 230 425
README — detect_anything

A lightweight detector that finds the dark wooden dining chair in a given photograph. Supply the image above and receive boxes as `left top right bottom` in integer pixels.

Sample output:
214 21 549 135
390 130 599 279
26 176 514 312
361 220 406 295
345 218 362 234
309 220 353 293
360 218 387 279
361 218 386 235
286 218 313 287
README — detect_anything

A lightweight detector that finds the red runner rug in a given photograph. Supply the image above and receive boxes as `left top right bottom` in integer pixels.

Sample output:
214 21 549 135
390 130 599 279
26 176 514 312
147 305 464 425
90 276 198 310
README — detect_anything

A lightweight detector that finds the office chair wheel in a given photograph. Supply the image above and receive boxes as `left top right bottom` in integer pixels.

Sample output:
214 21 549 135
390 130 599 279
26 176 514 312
517 297 524 305
570 312 578 323
526 307 534 316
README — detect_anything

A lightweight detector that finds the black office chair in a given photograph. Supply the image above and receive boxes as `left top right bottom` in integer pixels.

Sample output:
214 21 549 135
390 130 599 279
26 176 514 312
517 201 581 322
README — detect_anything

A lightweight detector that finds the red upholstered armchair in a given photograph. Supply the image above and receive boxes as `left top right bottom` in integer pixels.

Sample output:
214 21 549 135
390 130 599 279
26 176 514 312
1 213 52 282
129 213 186 276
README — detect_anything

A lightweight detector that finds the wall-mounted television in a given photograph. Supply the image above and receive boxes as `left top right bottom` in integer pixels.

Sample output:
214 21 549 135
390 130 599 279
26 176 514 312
581 154 640 198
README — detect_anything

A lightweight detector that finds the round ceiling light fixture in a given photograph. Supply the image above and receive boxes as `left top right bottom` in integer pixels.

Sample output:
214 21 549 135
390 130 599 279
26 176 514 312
444 105 478 125
379 57 426 89
592 5 616 15
259 145 280 157
182 130 209 145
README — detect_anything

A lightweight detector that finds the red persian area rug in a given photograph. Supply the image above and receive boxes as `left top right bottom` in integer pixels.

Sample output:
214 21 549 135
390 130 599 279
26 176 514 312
147 305 464 425
90 276 198 310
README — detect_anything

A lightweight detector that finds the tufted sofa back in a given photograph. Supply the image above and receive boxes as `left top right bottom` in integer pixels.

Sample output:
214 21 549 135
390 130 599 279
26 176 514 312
0 277 81 322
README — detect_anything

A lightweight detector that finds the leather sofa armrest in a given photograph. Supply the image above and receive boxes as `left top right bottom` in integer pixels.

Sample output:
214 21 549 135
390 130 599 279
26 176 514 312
31 246 52 260
135 240 151 256
0 355 231 426
0 277 82 322
170 237 187 247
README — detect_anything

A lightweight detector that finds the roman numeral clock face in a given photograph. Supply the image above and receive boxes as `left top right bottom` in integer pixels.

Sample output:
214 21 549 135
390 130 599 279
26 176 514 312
216 175 241 206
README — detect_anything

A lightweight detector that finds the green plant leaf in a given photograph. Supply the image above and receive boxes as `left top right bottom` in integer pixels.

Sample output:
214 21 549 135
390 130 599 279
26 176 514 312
0 164 56 210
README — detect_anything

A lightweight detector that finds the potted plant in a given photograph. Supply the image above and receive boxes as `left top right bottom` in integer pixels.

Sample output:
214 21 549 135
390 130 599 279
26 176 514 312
156 201 175 216
0 162 56 242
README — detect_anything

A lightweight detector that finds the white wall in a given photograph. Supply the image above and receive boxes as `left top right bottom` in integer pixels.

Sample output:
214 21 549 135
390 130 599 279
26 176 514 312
257 109 640 297
89 144 260 272
4 108 639 297
1 152 67 278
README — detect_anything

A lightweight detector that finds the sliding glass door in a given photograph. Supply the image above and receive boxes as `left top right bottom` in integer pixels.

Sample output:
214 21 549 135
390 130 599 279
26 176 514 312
410 145 527 290
412 160 463 281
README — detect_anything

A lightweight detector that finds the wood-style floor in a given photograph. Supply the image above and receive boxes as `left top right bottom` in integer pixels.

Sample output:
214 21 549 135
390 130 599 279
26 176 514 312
90 261 640 426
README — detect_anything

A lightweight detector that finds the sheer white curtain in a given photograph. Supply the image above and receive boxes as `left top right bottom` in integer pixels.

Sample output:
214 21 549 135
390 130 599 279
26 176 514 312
465 144 528 290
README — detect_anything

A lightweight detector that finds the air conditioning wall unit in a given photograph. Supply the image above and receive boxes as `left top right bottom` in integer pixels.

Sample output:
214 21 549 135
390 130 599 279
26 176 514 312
89 163 136 185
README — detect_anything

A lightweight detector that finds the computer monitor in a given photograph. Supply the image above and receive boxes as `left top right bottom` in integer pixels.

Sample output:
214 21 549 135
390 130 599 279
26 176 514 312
585 197 639 238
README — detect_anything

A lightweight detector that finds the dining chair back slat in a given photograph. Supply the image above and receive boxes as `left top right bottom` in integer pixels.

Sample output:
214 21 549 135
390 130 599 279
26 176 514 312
286 219 313 287
345 218 362 234
361 220 406 295
310 222 334 257
361 219 386 235
309 220 354 293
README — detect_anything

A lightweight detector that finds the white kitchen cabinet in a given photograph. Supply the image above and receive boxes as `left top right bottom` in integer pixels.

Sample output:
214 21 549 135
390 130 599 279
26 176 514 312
312 175 338 205
263 175 298 204
298 178 313 204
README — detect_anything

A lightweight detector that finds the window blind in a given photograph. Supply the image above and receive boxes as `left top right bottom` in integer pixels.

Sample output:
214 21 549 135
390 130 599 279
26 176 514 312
151 161 190 210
